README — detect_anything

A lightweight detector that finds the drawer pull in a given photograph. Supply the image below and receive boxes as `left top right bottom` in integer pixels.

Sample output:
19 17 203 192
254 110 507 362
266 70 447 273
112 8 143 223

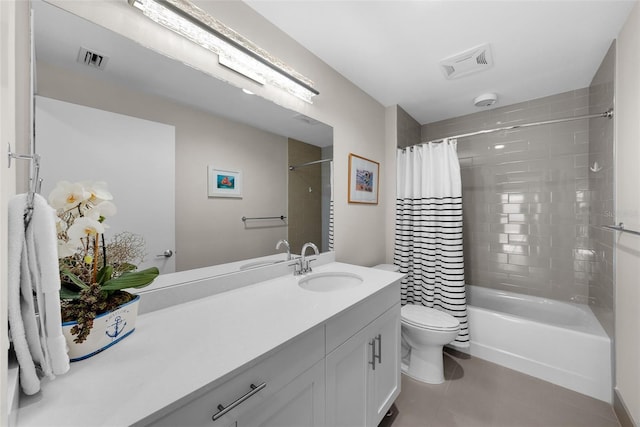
375 334 382 364
211 382 267 421
369 339 376 370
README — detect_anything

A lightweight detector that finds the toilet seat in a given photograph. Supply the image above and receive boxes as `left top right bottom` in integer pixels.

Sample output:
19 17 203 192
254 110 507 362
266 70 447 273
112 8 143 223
401 305 460 331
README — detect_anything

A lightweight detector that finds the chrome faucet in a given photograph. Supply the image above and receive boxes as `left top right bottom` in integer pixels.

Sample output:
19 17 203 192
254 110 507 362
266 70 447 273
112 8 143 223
299 242 319 275
276 239 291 261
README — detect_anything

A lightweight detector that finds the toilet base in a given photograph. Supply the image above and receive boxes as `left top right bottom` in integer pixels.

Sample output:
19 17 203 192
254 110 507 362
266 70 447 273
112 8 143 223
402 345 446 384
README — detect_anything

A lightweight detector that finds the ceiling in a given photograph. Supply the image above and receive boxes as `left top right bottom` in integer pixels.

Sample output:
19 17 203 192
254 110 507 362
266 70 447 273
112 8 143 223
245 0 636 124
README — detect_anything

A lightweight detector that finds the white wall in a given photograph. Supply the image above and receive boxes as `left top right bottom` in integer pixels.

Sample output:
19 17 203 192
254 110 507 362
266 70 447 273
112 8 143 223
1 0 30 424
614 1 640 423
46 0 389 268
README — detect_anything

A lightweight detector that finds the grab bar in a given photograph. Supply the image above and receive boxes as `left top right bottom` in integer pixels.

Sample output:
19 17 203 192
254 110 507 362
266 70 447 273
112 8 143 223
242 215 286 222
601 223 640 237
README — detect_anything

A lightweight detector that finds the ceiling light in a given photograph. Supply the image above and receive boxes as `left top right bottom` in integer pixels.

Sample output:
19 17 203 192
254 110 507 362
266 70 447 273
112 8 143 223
474 93 498 107
128 0 319 103
494 144 505 150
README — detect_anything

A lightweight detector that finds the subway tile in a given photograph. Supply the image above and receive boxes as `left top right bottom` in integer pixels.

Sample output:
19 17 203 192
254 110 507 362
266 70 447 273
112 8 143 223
493 161 529 175
508 254 548 268
507 213 526 223
507 234 528 243
490 203 526 214
495 182 531 193
490 262 530 275
528 223 552 237
490 223 528 234
490 242 529 255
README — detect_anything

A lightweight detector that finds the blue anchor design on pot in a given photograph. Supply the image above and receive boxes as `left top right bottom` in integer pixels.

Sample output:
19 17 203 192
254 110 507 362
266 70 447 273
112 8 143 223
105 316 127 340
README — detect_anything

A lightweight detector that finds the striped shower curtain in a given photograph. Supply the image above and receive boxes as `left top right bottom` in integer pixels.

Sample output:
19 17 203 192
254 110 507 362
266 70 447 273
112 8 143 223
394 139 469 348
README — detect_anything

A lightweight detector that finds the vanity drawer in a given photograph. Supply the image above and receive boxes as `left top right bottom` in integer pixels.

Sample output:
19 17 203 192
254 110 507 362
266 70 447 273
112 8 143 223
325 280 401 353
144 325 325 426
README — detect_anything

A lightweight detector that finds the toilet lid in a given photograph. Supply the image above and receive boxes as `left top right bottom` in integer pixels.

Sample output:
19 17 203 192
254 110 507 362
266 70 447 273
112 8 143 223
401 305 460 331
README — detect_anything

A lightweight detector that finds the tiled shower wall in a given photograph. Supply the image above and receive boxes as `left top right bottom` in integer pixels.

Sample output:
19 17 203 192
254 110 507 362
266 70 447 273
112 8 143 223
288 138 322 255
423 90 594 302
588 41 615 338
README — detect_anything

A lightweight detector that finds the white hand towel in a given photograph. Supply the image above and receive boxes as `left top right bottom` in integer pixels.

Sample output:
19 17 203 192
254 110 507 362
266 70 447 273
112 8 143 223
8 193 70 395
27 194 69 375
8 195 41 395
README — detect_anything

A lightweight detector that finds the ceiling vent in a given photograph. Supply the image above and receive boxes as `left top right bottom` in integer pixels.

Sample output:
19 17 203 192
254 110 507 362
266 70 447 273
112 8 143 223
77 47 109 70
293 114 321 125
439 43 493 80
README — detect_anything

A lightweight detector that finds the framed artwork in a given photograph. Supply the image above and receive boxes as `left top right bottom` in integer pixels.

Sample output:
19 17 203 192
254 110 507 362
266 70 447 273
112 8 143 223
348 153 379 204
208 166 242 198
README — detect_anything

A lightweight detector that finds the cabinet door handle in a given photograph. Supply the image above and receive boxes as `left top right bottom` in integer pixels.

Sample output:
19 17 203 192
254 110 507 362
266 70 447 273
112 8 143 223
211 382 267 421
375 334 382 364
369 339 376 370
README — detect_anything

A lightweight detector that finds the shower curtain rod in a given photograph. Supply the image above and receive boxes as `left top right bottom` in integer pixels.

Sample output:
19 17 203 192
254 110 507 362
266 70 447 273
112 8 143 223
289 158 332 170
404 108 613 149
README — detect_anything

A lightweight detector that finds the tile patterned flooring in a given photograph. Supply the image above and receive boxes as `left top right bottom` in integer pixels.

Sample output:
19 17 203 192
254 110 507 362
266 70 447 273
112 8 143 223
391 349 620 427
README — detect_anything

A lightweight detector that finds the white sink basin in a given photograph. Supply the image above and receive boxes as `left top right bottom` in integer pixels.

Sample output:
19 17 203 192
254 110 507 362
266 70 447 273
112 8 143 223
298 272 363 292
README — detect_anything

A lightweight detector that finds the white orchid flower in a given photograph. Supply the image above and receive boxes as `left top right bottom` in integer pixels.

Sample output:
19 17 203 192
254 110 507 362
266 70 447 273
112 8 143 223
48 181 90 210
67 217 105 241
85 201 117 222
81 181 113 204
57 240 79 259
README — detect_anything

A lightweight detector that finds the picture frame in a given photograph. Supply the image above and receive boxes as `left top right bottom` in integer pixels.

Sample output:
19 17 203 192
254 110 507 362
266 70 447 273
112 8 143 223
208 166 242 198
348 153 379 204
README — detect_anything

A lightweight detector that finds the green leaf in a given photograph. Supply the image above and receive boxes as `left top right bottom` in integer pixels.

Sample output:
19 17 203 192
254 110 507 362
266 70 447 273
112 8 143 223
97 265 113 285
59 283 81 300
101 267 159 291
118 263 137 273
61 268 90 290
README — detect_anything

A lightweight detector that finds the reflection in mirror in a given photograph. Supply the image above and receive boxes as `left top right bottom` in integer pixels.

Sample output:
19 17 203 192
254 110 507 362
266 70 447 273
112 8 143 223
32 0 333 275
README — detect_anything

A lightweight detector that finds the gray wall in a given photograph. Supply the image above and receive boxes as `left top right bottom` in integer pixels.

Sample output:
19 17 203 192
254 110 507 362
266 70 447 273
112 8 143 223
589 41 616 338
397 105 421 149
424 89 593 302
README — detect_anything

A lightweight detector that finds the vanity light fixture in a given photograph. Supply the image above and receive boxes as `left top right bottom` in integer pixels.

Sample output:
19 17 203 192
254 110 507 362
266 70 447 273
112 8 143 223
128 0 319 103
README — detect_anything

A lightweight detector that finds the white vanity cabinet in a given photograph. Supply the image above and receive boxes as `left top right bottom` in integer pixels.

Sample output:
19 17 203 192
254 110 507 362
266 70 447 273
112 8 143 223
145 326 325 427
325 304 401 427
148 281 401 427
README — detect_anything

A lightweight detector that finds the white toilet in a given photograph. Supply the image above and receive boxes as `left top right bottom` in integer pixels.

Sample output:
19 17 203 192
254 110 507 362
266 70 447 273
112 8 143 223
400 304 460 384
372 264 461 385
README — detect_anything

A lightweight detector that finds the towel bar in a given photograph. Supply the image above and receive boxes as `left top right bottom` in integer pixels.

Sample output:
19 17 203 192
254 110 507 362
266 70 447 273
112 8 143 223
601 223 640 237
242 215 286 222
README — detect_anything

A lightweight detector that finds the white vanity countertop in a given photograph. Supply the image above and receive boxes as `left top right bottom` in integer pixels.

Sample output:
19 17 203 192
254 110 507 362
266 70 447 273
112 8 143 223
16 262 403 426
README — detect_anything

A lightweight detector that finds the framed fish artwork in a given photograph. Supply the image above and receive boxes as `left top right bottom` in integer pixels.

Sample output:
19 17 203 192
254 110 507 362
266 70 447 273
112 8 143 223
208 166 243 198
348 153 379 204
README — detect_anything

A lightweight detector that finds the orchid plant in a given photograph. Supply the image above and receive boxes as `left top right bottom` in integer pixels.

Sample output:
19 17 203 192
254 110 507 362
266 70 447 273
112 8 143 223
50 181 158 343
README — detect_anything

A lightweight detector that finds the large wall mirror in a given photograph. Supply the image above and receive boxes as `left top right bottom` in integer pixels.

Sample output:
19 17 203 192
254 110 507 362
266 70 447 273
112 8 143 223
32 0 333 276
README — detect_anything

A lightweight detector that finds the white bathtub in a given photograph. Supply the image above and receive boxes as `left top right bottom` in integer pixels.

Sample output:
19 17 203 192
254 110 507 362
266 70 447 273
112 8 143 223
458 285 612 403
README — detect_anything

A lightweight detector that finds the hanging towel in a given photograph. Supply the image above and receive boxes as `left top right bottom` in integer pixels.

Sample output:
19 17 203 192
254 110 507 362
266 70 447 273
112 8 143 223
8 194 69 395
26 194 69 376
8 195 41 395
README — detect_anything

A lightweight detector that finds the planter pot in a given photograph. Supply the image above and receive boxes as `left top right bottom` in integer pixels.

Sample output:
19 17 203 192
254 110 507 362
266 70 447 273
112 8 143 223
62 294 140 362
